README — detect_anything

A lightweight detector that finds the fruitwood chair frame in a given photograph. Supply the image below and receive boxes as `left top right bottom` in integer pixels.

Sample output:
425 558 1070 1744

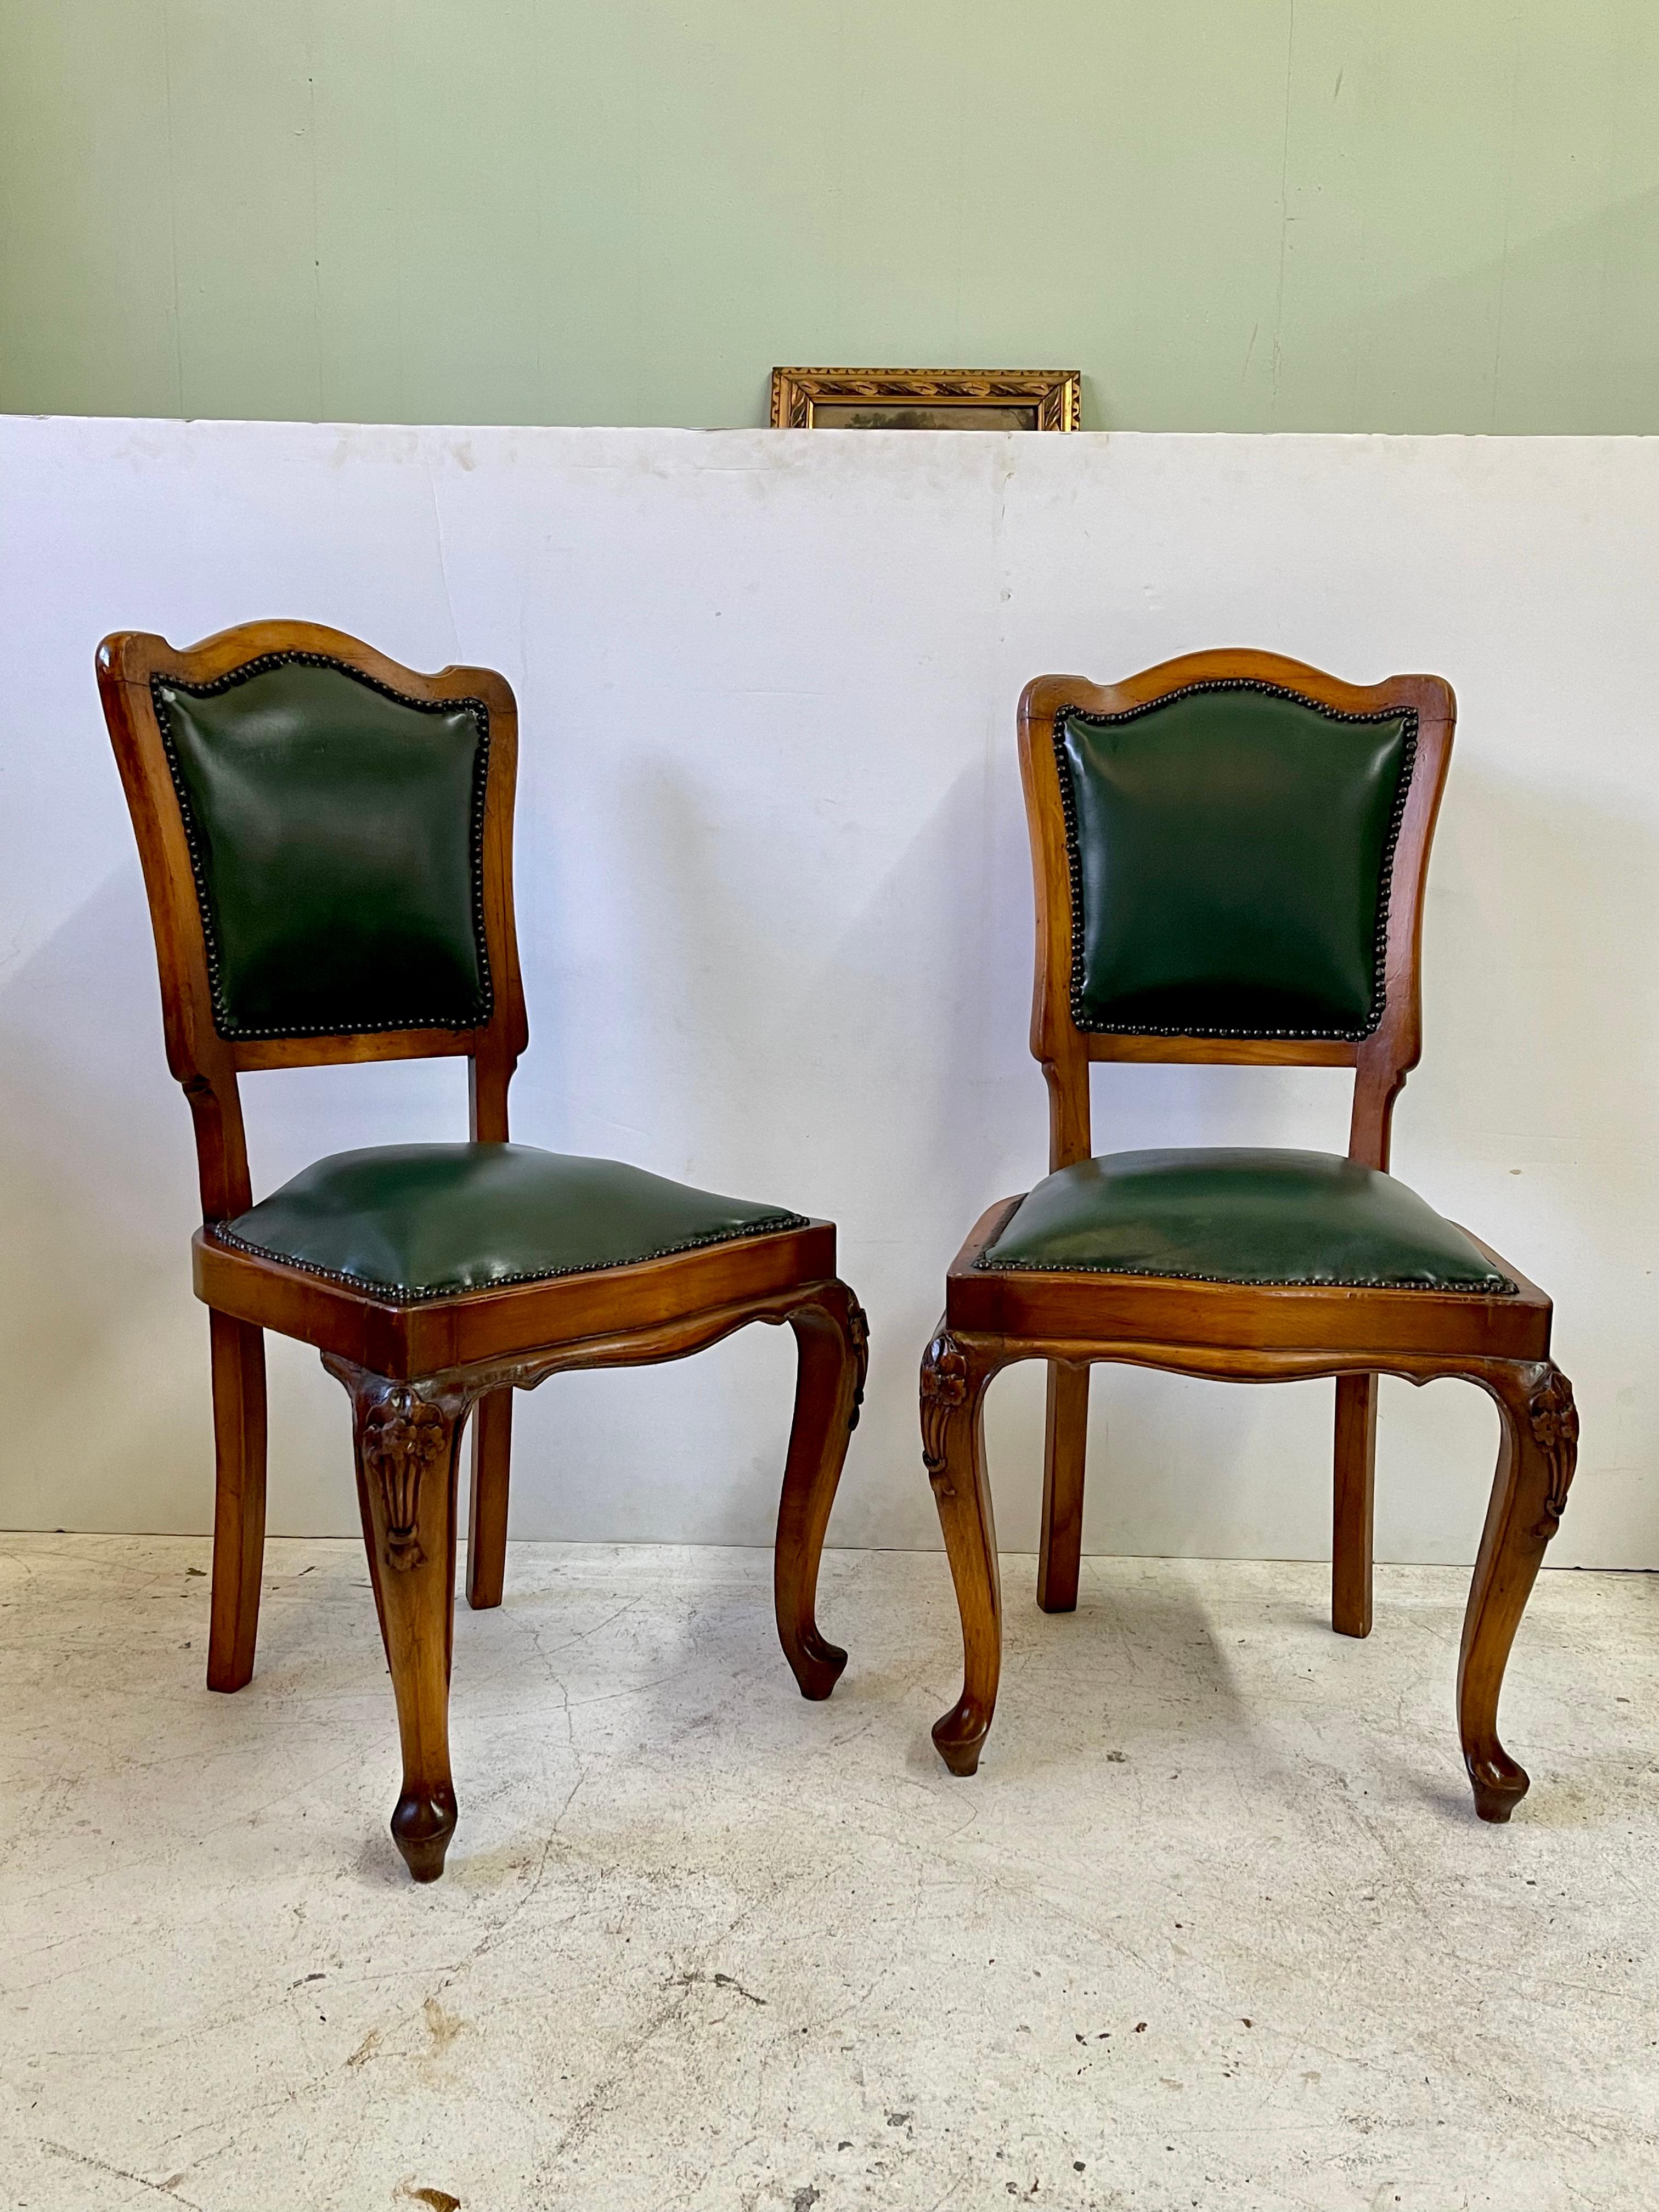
100 620 866 1880
921 648 1576 1820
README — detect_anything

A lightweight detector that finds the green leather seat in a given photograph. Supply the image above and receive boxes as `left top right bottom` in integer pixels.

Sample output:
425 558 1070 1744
979 1148 1514 1291
218 1143 807 1301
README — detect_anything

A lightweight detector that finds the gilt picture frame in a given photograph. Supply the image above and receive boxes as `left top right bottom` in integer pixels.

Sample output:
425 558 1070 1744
770 368 1081 432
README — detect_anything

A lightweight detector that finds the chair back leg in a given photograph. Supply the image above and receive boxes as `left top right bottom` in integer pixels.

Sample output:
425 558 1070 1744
773 1282 866 1700
1331 1372 1379 1638
206 1312 267 1692
1037 1361 1089 1612
465 1388 514 1610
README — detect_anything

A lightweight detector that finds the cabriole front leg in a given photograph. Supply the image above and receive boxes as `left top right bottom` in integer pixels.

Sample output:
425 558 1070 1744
922 1325 1002 1776
774 1282 867 1699
1459 1360 1579 1822
325 1357 469 1882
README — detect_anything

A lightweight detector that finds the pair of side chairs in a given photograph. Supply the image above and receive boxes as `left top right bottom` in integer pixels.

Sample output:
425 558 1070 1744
99 621 1576 1883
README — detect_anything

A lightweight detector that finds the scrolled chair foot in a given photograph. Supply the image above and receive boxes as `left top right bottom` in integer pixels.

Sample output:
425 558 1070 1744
788 1628 849 1703
392 1784 460 1882
1467 1751 1529 1825
931 1697 991 1777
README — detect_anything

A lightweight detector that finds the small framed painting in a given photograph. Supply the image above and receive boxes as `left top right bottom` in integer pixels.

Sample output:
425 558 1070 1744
771 368 1081 432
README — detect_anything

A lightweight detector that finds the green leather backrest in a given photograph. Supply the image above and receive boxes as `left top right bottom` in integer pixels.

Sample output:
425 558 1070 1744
152 655 492 1041
1056 682 1415 1040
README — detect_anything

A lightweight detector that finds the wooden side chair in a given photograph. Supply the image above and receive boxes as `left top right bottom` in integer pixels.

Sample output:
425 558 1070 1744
922 648 1577 1821
99 620 866 1881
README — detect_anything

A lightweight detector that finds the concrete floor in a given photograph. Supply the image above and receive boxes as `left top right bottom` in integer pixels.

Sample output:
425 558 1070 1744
2 1536 1656 2211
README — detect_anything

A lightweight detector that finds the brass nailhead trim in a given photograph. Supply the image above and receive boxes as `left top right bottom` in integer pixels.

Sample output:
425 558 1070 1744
1052 680 1419 1042
974 1252 1516 1292
210 1211 812 1304
150 652 495 1043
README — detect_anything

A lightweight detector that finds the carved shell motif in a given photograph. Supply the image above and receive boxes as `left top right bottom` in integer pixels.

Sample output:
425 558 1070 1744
1525 1364 1579 1542
920 1331 970 1494
360 1392 451 1571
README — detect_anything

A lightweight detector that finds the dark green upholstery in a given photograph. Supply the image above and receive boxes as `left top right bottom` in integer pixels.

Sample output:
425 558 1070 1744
1057 684 1414 1039
153 657 490 1040
218 1143 808 1300
979 1148 1513 1291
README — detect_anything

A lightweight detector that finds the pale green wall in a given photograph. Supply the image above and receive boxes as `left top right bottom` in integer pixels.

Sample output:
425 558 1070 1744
3 1 1656 432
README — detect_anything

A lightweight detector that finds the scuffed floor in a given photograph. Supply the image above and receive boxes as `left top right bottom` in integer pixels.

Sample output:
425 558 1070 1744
2 1536 1655 2211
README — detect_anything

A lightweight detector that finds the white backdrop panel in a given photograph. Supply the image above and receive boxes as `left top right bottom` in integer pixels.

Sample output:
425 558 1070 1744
1 418 1654 1566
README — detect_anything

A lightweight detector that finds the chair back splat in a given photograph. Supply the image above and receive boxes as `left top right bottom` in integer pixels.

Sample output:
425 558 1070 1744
97 621 528 1222
1017 649 1455 1176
